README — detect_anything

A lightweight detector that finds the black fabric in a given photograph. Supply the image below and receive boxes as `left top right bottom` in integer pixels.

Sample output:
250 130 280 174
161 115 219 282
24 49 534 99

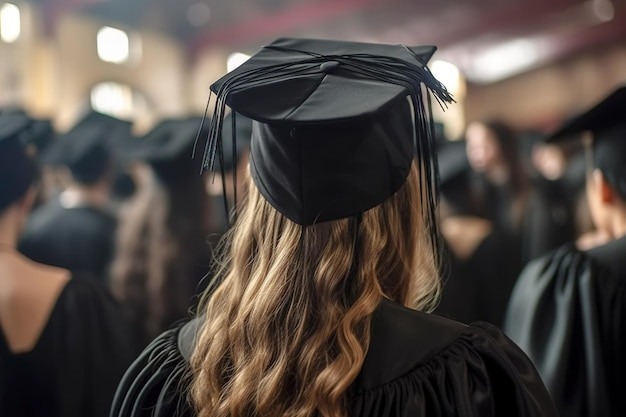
39 111 131 185
0 274 138 417
0 108 55 151
204 37 452 226
548 85 626 199
0 111 36 211
436 227 523 327
504 237 626 417
111 299 557 417
19 198 116 283
217 112 252 173
249 100 414 225
122 117 208 186
521 177 578 262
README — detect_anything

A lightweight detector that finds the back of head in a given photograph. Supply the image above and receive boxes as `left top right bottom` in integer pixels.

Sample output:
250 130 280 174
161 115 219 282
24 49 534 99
0 112 36 213
39 111 131 186
549 86 626 201
191 38 452 417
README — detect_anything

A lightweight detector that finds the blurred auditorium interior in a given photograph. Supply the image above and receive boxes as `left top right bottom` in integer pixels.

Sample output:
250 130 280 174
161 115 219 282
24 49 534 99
1 0 625 138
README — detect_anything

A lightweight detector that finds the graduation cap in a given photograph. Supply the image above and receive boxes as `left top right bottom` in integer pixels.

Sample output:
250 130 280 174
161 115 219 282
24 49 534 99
0 111 36 211
548 85 626 198
202 37 453 228
0 108 55 153
39 112 126 185
124 117 208 185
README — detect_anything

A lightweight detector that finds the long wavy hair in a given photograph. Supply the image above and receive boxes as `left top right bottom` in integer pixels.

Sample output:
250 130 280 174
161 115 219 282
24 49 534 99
111 161 211 344
190 162 441 417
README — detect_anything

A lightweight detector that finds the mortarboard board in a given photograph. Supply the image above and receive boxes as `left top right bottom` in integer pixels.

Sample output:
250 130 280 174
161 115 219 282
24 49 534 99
0 112 36 211
548 86 626 198
202 37 453 229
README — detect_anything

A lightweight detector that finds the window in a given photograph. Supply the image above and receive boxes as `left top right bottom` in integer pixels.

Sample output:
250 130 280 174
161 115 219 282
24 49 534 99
90 82 145 120
97 26 131 64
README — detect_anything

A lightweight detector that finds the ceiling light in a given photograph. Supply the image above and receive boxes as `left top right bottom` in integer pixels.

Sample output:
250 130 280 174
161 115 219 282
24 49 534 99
1 3 20 43
466 38 542 84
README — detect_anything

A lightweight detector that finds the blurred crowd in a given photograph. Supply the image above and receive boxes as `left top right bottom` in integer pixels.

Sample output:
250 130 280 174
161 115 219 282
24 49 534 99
5 109 256 347
1 77 623 417
4 106 595 340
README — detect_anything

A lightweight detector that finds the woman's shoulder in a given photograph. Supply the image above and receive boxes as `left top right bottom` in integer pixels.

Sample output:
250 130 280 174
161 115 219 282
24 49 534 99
111 320 195 417
111 302 557 417
350 299 557 416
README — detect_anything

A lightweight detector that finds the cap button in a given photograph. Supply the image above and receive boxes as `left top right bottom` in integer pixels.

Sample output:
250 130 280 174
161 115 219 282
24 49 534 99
320 61 340 73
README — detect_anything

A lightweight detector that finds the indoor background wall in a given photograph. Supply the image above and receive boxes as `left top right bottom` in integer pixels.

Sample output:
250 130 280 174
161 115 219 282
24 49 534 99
2 1 625 137
464 41 626 133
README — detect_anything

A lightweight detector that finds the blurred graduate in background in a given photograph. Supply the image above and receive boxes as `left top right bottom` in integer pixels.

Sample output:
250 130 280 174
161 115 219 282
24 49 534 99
0 111 137 417
110 117 216 345
505 86 626 417
18 112 132 284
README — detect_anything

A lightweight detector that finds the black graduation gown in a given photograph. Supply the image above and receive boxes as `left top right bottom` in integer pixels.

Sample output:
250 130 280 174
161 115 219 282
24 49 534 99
111 299 557 417
19 198 116 283
504 237 626 417
436 227 523 327
0 274 138 417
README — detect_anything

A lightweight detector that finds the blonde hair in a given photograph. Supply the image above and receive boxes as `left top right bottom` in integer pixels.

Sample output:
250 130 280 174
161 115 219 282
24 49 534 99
191 162 441 417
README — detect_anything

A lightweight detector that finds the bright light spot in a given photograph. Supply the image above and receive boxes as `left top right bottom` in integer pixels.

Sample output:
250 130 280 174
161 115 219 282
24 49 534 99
227 52 251 72
431 60 462 96
97 26 130 64
187 2 211 27
1 3 21 43
90 82 135 119
592 0 614 22
468 39 540 83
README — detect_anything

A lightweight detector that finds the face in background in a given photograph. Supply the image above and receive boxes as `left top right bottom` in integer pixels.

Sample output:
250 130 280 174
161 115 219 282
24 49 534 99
531 143 567 181
465 122 502 174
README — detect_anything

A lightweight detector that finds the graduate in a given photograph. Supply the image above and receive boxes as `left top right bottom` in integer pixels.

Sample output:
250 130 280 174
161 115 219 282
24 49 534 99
18 112 130 283
111 38 556 417
504 86 626 417
110 117 215 344
0 111 137 417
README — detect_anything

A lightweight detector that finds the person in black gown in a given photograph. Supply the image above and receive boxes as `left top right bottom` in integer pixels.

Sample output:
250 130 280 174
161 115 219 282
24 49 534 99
504 86 626 417
111 38 557 417
110 117 215 345
0 111 137 417
18 112 127 284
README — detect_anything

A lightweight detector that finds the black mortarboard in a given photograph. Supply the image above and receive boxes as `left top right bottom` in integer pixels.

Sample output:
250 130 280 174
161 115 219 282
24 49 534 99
548 86 626 198
0 112 36 211
124 117 208 185
39 112 121 185
203 37 453 228
0 108 55 154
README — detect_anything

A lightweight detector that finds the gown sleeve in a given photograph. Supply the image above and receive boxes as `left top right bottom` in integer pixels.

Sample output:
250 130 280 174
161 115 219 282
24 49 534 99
111 324 193 417
56 276 139 417
503 244 626 417
112 320 556 417
350 321 557 417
